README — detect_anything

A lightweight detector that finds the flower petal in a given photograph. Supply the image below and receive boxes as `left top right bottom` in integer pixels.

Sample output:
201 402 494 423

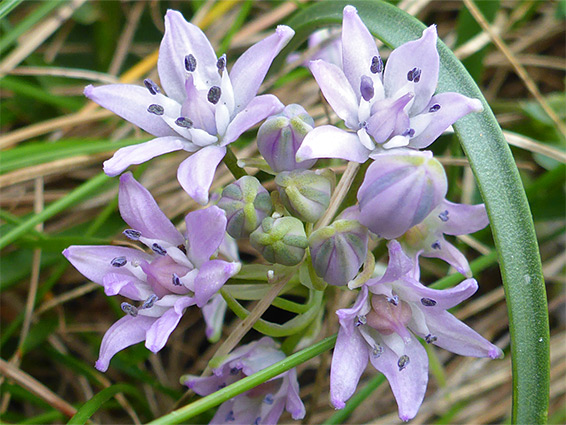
101 272 152 300
145 296 195 352
194 260 241 307
369 334 428 421
222 94 284 146
202 293 228 342
366 93 413 144
285 368 306 420
158 10 220 103
367 240 414 286
420 238 472 277
330 325 369 409
296 125 370 163
396 277 478 310
118 173 184 245
181 74 217 135
177 145 226 205
84 84 180 137
423 310 504 359
309 59 359 129
409 93 483 149
229 25 294 112
103 137 185 177
438 200 489 236
384 26 439 116
185 205 228 267
95 314 156 372
336 285 370 335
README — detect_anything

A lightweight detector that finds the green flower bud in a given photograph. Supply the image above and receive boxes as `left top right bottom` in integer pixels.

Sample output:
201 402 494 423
250 216 308 266
217 176 272 239
275 169 334 223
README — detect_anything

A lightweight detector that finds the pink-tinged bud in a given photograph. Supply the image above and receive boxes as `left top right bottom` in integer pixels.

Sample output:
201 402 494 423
357 151 447 239
275 169 334 223
250 216 308 266
217 176 273 239
257 104 317 172
309 217 368 286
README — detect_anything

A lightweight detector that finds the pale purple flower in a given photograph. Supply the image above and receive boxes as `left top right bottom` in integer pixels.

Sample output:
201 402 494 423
288 28 342 67
63 173 240 371
330 240 502 420
86 10 293 204
183 337 305 424
296 5 483 164
399 199 489 277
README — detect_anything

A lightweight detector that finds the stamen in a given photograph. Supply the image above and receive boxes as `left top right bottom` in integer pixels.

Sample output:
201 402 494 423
387 295 399 306
438 210 449 222
254 417 261 425
431 240 441 250
143 79 160 95
147 104 164 115
225 410 235 422
360 75 375 101
178 244 187 255
420 297 437 307
372 344 384 358
398 354 410 371
230 367 240 375
355 315 367 326
123 229 141 240
425 334 437 344
429 103 441 113
172 273 181 286
152 243 167 256
264 394 274 405
216 54 226 71
184 54 197 72
121 302 138 317
370 55 383 74
358 121 367 130
111 256 127 267
402 128 415 138
175 117 193 128
142 294 158 309
207 86 221 104
407 67 422 82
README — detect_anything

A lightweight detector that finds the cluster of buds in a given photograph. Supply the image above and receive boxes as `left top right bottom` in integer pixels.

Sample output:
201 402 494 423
62 5 503 425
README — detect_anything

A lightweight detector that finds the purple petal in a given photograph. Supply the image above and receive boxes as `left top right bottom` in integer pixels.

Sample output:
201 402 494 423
330 326 369 409
423 311 504 359
181 74 217 135
222 94 284 146
309 60 359 129
257 395 286 425
95 314 156 372
384 26 439 116
118 173 184 245
420 238 472 277
409 93 483 149
202 293 228 342
341 6 380 99
396 277 478 311
285 368 306 419
184 373 227 396
101 272 151 300
229 25 294 112
158 10 219 103
145 296 195 352
63 245 151 286
84 84 180 137
185 205 228 267
209 399 237 425
103 136 185 177
336 286 370 335
369 334 428 421
367 240 414 286
194 260 240 307
438 200 489 236
366 93 412 144
177 145 226 205
296 125 370 163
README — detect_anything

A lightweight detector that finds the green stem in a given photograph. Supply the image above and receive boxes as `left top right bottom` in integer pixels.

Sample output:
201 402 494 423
223 146 247 180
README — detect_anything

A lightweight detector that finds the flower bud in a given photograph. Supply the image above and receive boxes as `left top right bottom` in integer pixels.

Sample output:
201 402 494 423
217 176 272 239
309 210 368 286
357 151 447 239
257 104 317 172
250 216 308 266
275 169 333 223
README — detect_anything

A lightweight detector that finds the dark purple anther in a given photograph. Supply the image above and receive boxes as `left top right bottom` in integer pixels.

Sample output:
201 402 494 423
123 229 141 240
184 54 197 72
225 410 235 422
142 294 158 309
147 104 164 115
175 117 193 128
407 67 421 82
360 75 375 101
431 240 441 250
207 86 221 104
172 273 181 286
264 394 274 405
355 315 367 327
216 54 226 71
370 55 383 74
425 334 438 344
152 243 167 256
111 256 127 267
421 297 437 307
230 367 240 375
372 344 384 358
387 295 399 306
121 302 138 317
438 210 449 222
254 417 261 425
398 354 410 371
143 79 160 95
402 128 415 137
429 103 441 113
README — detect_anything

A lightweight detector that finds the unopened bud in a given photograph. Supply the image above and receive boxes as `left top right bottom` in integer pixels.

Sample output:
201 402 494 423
257 104 317 172
275 169 333 223
250 216 308 266
217 176 272 239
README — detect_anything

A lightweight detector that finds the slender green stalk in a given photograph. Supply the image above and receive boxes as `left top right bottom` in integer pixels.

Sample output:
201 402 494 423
148 335 337 425
223 146 248 179
0 0 24 20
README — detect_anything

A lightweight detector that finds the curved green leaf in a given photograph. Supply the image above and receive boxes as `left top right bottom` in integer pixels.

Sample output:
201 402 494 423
281 2 549 423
